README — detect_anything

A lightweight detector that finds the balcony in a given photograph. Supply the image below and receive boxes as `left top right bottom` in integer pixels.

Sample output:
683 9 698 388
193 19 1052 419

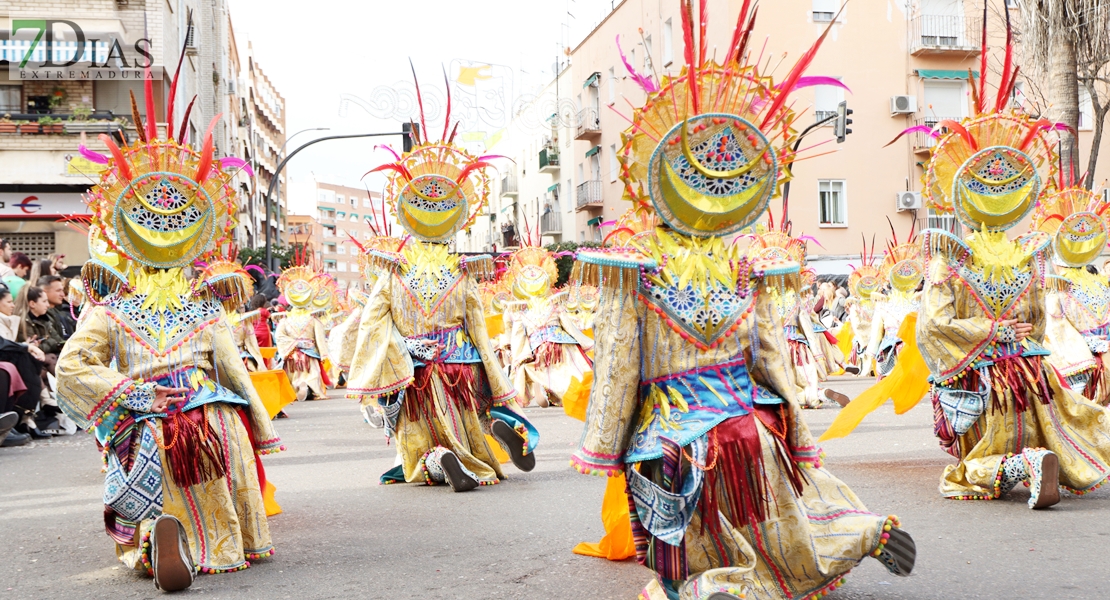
540 211 561 234
539 146 560 172
910 116 959 154
576 180 603 210
501 173 519 197
910 14 983 55
575 107 601 139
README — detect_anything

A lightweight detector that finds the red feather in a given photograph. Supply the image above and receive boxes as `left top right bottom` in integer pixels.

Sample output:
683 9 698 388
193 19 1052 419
447 122 460 145
409 60 429 148
698 0 708 66
143 66 157 141
1018 118 1051 151
680 0 699 112
736 6 759 64
364 162 414 183
166 25 190 136
346 231 367 254
455 160 495 185
729 0 754 62
99 133 132 181
977 0 988 114
441 66 452 143
760 3 845 129
177 96 196 144
194 113 222 183
994 0 1015 113
937 119 978 152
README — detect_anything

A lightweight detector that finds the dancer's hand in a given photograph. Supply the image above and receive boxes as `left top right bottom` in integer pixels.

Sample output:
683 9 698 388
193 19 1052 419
152 386 189 412
1000 319 1033 342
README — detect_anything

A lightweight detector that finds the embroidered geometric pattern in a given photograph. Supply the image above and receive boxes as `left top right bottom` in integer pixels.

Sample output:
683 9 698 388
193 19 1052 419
108 295 222 353
401 266 461 314
670 128 759 196
640 278 753 348
957 265 1032 317
103 425 163 523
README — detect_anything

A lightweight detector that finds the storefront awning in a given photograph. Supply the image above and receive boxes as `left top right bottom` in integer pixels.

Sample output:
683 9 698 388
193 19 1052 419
915 69 978 80
585 145 601 158
587 216 603 226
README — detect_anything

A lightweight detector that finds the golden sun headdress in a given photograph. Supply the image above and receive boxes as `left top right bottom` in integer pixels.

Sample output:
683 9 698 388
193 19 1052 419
278 244 325 309
505 246 559 300
1032 187 1110 268
77 49 250 303
849 235 882 300
367 65 497 243
879 219 923 294
893 3 1059 232
617 0 846 238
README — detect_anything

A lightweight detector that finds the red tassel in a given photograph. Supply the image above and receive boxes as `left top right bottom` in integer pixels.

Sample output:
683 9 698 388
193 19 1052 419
162 406 227 488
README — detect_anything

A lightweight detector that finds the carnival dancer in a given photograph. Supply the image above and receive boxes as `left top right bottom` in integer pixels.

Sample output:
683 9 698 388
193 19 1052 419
346 74 538 492
571 4 915 598
502 247 593 408
826 8 1110 509
863 223 923 380
55 66 282 591
1034 187 1110 405
274 249 335 402
800 271 846 381
844 240 881 376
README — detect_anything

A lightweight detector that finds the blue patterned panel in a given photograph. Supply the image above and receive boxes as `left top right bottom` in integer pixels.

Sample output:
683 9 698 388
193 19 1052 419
627 436 707 546
406 326 482 366
639 277 754 349
528 325 578 351
670 128 762 196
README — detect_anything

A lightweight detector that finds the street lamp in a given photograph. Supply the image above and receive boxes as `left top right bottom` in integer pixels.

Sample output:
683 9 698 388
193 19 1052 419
265 127 329 270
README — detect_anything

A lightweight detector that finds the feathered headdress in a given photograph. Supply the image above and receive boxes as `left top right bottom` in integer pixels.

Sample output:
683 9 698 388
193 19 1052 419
849 234 882 299
616 0 848 238
879 218 923 293
194 244 254 312
505 246 559 300
277 243 321 308
366 62 500 243
1032 187 1110 267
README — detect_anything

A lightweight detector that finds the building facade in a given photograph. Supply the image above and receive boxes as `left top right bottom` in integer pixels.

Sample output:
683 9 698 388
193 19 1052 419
476 0 1110 272
0 0 257 263
244 45 287 253
297 180 391 290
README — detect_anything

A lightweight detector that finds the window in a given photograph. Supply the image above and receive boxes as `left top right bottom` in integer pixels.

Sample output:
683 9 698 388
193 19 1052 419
589 152 601 180
350 213 358 222
566 179 572 211
324 225 336 237
577 163 585 183
818 180 846 226
338 262 347 272
324 243 337 253
924 207 957 233
363 197 372 208
350 197 357 207
922 80 965 122
608 67 616 105
609 144 618 181
643 35 653 72
663 19 674 66
0 85 20 112
338 245 346 254
1080 87 1094 130
813 79 843 124
812 0 837 22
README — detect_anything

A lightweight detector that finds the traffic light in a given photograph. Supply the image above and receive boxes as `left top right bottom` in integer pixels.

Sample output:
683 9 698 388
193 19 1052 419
402 122 420 152
835 101 853 143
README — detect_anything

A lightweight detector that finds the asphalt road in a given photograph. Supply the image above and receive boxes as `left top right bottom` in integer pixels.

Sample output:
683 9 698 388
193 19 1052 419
2 376 1109 600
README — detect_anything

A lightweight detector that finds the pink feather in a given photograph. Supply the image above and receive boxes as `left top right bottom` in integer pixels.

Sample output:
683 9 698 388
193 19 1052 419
219 156 254 177
616 35 658 94
79 145 110 165
374 144 403 161
780 76 851 94
883 125 939 147
760 3 845 129
98 133 132 181
364 162 414 182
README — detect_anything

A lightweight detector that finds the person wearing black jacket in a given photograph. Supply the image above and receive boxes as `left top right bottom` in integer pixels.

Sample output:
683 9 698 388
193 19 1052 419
37 275 75 340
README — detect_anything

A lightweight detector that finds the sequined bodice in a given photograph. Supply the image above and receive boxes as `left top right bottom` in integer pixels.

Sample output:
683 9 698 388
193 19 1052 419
957 263 1033 319
107 294 222 355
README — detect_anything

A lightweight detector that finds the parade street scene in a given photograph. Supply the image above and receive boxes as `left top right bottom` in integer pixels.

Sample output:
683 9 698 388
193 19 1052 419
2 0 1110 598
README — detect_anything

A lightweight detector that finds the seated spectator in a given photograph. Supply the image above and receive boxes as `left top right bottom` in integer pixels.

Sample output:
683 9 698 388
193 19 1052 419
0 287 48 445
18 285 64 360
3 253 31 297
36 275 74 340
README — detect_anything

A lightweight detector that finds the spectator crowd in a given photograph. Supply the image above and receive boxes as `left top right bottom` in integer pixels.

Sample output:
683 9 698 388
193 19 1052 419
0 239 81 447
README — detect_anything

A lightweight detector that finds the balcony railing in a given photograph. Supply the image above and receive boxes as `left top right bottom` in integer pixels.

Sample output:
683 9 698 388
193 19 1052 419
576 180 603 210
911 116 959 153
540 211 561 234
501 173 519 196
0 112 124 136
814 110 837 125
539 146 560 172
910 14 982 55
575 107 601 139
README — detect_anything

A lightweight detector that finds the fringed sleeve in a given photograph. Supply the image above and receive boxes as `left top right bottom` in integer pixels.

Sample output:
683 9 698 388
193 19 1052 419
55 306 136 440
558 311 595 352
747 262 806 406
1043 282 1096 377
328 309 362 371
570 255 645 477
346 274 414 400
916 257 998 383
463 277 516 405
211 320 283 454
241 320 266 367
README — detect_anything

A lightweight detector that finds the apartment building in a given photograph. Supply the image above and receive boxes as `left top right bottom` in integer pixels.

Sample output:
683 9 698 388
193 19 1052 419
500 0 1110 271
312 181 389 290
0 0 254 262
244 45 287 252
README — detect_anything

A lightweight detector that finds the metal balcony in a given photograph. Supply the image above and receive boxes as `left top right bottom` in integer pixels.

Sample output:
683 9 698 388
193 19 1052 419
576 180 603 210
501 173 519 197
911 116 959 154
575 107 601 139
539 146 560 172
910 14 983 55
540 211 561 234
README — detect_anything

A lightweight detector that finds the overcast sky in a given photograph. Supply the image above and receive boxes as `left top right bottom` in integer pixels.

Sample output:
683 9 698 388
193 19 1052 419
228 0 614 209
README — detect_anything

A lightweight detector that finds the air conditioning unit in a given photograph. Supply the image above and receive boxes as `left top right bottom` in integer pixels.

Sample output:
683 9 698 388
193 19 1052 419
896 191 923 211
890 95 916 115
